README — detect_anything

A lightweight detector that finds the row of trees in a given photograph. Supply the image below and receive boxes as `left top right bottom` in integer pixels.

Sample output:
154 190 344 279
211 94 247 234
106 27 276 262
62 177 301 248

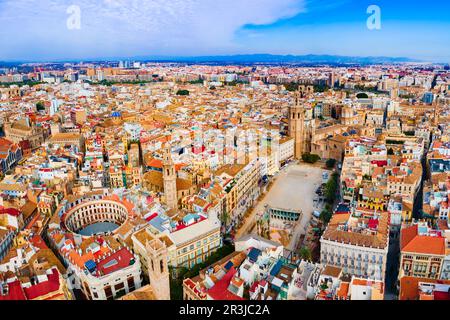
319 172 339 225
95 79 154 86
302 153 321 163
302 154 337 169
0 80 44 88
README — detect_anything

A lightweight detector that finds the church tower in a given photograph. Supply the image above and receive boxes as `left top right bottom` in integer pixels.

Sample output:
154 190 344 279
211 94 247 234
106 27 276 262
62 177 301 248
162 143 178 210
341 105 354 125
288 91 306 159
146 238 170 300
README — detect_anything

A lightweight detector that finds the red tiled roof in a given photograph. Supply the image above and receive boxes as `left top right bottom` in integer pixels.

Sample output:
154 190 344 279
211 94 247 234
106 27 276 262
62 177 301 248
18 140 32 150
23 268 60 300
207 267 245 300
400 276 450 300
173 215 206 232
96 247 135 277
0 207 21 217
0 138 13 147
146 158 186 171
145 212 158 222
368 219 379 230
401 225 445 255
0 280 27 300
371 160 387 167
402 235 445 255
25 213 41 230
249 280 259 293
29 235 49 250
400 225 418 250
434 290 450 300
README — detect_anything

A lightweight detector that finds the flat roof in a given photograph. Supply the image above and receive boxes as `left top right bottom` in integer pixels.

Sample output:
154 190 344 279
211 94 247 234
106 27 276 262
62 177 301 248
169 218 220 246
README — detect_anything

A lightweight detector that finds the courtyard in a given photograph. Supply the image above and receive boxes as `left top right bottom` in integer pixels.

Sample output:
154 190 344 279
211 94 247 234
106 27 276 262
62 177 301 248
236 162 329 250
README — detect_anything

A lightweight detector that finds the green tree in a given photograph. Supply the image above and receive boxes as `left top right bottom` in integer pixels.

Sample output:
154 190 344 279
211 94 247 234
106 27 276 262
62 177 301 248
320 207 333 225
284 83 299 92
324 173 339 204
325 158 337 169
188 79 203 84
313 84 329 93
176 89 190 96
302 153 321 164
299 247 312 261
220 210 229 230
36 101 45 111
356 92 369 99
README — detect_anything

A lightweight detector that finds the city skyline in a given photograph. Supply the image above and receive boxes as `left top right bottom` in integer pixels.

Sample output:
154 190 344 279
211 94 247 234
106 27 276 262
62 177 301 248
1 0 449 62
1 0 450 306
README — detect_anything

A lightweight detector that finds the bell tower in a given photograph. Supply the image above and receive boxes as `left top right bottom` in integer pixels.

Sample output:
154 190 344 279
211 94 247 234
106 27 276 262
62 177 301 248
146 238 170 300
288 90 305 159
162 143 178 210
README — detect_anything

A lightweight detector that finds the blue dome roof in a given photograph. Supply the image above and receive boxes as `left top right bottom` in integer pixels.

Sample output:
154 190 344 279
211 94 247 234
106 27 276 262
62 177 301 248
111 111 121 117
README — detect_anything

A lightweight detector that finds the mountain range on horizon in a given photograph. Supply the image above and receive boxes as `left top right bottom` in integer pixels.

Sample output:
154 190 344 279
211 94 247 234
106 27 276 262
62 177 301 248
132 53 421 65
1 53 428 66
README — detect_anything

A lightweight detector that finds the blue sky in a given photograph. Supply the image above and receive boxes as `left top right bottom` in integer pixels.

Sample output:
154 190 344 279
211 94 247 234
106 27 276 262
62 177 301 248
0 0 449 62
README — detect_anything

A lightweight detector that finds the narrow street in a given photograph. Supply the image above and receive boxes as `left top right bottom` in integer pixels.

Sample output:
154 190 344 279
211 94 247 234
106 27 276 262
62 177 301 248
384 231 400 300
412 155 427 219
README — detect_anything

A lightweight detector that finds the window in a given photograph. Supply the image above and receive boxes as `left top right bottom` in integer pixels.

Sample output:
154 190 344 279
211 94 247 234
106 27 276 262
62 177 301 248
114 282 125 291
104 286 113 300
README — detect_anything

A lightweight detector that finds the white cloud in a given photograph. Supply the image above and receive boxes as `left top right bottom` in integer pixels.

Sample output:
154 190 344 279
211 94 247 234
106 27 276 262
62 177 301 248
0 0 305 59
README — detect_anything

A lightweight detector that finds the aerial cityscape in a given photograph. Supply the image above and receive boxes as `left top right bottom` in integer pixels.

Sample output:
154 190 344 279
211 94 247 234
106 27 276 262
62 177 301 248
0 0 449 304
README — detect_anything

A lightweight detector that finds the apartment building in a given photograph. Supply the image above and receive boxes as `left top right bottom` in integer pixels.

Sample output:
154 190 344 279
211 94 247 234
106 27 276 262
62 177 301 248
320 208 390 281
399 222 446 280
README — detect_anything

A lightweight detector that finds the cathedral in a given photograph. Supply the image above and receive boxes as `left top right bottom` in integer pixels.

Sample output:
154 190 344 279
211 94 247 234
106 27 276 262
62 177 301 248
4 117 45 150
